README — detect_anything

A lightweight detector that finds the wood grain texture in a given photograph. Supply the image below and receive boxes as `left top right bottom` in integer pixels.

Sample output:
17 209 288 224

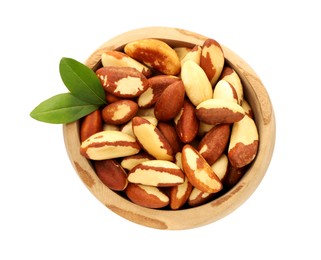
63 27 276 230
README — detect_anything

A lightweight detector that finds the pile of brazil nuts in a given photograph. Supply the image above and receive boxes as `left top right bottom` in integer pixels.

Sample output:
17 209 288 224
79 37 259 209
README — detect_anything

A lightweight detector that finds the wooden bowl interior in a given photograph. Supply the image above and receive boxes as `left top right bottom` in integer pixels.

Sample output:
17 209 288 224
63 27 276 230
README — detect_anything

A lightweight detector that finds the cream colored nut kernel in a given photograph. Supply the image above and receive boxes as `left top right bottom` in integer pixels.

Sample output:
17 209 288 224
101 51 152 77
174 47 192 61
197 121 216 137
196 98 245 125
124 38 181 75
228 115 259 168
182 144 222 193
181 60 213 106
180 45 202 65
188 187 215 207
241 99 254 119
120 152 154 171
213 79 238 103
169 177 193 210
219 66 243 105
103 123 120 131
170 152 193 209
80 130 141 160
188 187 208 201
120 116 157 137
128 160 185 187
210 154 229 181
132 117 174 161
175 152 183 170
200 38 224 86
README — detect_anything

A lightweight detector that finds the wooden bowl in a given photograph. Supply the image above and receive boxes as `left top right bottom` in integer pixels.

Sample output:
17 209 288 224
63 27 276 230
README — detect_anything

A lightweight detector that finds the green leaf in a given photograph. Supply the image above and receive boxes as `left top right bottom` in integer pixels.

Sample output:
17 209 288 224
59 57 106 105
30 93 99 124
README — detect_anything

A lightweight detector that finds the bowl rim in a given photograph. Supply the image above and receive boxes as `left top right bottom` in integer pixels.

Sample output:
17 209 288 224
63 26 276 230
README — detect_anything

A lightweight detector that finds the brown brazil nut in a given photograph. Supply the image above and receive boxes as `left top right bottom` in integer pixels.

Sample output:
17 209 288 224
180 45 202 65
96 66 149 98
169 177 193 210
125 183 169 209
200 38 225 86
213 79 239 104
102 99 138 125
169 152 193 209
80 109 103 142
224 165 247 189
120 116 157 137
188 187 215 207
157 122 183 155
80 130 141 160
101 50 152 78
120 152 155 171
128 160 185 187
132 116 174 161
94 159 128 191
196 98 245 125
188 154 228 207
154 80 185 121
219 66 243 105
241 99 254 119
228 115 259 168
137 75 180 108
174 99 199 143
124 38 181 75
182 144 223 193
174 46 191 61
198 124 231 165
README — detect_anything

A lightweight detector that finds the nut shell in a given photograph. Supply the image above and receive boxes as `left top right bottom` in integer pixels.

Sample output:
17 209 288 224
94 159 128 191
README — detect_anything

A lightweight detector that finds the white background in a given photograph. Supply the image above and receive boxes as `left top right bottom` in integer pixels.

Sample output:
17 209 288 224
1 0 320 259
